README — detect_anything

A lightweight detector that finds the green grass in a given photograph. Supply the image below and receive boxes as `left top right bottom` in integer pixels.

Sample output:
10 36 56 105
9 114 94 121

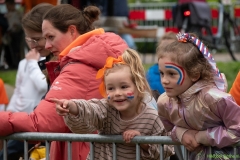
0 61 239 92
217 62 240 91
0 70 17 87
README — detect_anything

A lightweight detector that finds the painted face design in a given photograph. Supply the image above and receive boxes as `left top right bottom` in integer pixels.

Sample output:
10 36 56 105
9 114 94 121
127 92 134 100
165 62 185 85
107 94 110 100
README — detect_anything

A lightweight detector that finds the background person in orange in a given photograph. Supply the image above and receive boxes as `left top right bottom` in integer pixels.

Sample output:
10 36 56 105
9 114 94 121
229 72 240 105
0 78 8 110
21 0 58 13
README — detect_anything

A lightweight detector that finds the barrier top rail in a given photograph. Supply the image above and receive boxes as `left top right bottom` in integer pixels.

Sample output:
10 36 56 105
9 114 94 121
1 132 179 144
1 132 240 146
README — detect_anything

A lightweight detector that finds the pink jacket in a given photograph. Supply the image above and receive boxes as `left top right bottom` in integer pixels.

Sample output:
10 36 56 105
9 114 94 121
0 29 128 160
158 80 240 159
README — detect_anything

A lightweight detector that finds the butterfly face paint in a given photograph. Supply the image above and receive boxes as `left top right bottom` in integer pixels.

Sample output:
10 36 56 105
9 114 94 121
165 62 185 85
127 92 134 100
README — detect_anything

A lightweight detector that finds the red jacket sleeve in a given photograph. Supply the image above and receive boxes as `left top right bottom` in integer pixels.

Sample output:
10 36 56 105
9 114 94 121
0 63 101 136
0 100 67 136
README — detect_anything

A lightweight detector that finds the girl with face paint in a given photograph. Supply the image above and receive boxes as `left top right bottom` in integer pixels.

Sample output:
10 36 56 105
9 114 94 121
157 32 240 160
51 48 174 160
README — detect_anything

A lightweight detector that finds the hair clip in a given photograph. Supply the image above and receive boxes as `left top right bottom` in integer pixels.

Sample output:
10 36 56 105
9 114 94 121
176 32 190 43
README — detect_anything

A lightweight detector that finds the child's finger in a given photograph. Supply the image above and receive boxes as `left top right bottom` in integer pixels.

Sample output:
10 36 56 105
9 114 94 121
62 100 70 109
126 134 132 143
49 98 63 105
50 98 70 109
57 111 68 116
56 104 69 112
123 133 129 142
56 104 69 115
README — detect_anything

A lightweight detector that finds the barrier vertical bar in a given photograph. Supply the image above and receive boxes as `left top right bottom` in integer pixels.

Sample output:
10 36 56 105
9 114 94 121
209 146 212 160
45 140 50 160
183 147 187 160
234 146 237 160
136 143 140 160
112 143 117 160
24 140 28 160
3 140 7 160
67 141 72 160
90 142 94 160
160 144 164 160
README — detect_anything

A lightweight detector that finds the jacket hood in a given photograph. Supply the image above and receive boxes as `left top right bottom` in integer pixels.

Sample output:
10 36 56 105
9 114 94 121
60 29 128 70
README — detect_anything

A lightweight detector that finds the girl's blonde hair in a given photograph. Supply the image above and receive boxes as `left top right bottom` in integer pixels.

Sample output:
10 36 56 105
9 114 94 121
104 48 151 108
157 34 214 82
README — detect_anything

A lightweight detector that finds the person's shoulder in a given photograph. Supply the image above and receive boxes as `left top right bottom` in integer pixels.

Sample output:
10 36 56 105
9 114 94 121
157 92 170 111
157 92 168 104
99 32 125 41
201 87 232 103
142 105 159 120
18 58 27 66
145 105 158 114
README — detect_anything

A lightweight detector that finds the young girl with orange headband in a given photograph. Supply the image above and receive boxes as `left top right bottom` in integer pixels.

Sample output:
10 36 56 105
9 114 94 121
51 48 174 159
158 32 240 159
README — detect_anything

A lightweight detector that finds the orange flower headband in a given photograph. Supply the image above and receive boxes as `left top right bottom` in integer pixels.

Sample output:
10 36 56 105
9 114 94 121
96 56 125 97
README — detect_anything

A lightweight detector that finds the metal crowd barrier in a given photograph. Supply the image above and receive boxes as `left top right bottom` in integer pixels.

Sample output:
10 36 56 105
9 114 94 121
1 133 181 160
1 132 240 160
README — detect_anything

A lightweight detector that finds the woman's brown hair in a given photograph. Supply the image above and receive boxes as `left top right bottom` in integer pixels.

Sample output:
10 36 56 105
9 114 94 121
22 3 54 32
43 4 100 34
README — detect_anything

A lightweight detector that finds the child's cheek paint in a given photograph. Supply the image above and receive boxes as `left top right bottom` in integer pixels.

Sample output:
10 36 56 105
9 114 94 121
127 92 134 100
165 62 185 85
107 94 110 100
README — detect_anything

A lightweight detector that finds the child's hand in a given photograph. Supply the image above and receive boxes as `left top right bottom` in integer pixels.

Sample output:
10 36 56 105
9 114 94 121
25 49 40 61
50 98 70 116
181 130 200 151
123 130 141 143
